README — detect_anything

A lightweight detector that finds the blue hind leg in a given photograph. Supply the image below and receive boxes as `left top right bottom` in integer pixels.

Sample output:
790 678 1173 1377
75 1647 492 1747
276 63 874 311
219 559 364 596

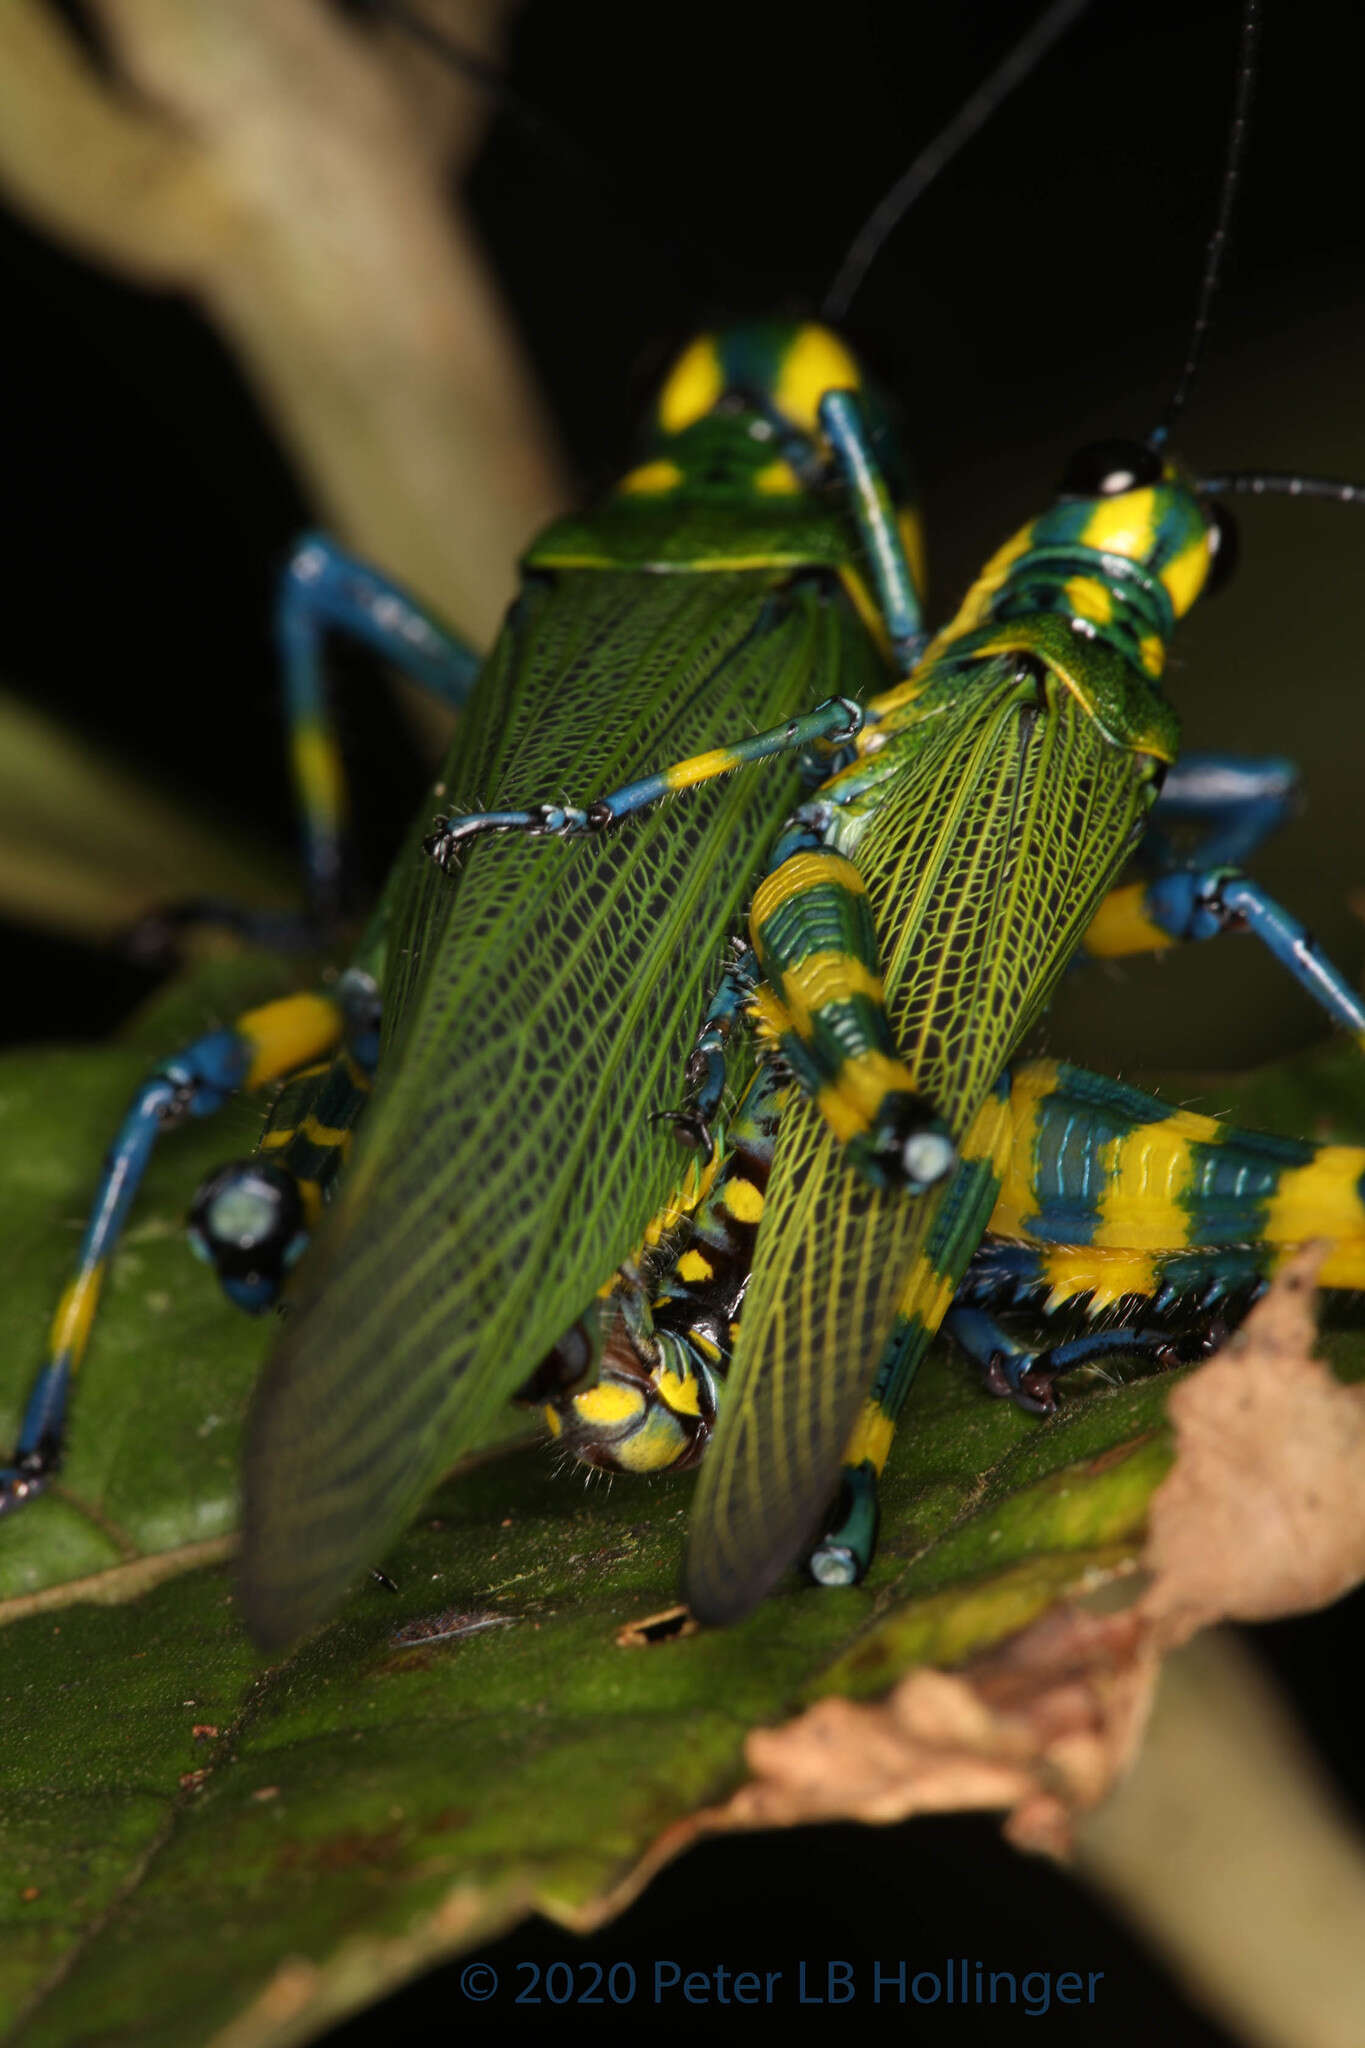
1 989 346 1513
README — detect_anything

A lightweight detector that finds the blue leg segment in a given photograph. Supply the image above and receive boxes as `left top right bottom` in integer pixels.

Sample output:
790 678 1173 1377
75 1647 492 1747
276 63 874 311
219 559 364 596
1145 866 1365 1041
277 534 482 913
944 1305 1185 1416
817 390 926 672
424 698 864 865
1141 751 1299 869
672 943 760 1145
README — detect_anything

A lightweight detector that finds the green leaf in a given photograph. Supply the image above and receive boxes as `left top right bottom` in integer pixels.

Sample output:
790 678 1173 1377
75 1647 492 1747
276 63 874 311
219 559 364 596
2 987 1363 2048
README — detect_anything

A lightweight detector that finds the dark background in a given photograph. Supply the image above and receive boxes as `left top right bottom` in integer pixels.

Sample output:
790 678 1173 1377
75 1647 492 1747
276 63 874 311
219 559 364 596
3 1 1364 2040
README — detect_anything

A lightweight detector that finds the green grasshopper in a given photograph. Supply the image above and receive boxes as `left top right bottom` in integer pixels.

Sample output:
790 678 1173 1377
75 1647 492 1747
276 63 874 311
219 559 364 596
420 0 1365 1623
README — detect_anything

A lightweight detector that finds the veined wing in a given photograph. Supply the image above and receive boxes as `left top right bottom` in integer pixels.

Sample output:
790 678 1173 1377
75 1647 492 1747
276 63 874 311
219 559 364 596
242 568 886 1649
685 664 1156 1623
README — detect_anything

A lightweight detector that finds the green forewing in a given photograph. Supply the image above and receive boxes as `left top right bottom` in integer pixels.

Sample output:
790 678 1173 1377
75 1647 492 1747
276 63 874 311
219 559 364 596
686 663 1158 1621
243 567 887 1648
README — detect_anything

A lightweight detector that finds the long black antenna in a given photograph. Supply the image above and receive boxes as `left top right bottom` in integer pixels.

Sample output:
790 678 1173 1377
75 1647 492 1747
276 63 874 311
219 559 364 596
821 0 1092 325
1150 0 1261 448
1197 470 1365 505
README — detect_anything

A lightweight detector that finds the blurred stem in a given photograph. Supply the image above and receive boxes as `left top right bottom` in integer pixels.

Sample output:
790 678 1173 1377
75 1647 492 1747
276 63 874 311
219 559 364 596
0 0 567 745
1076 1629 1365 2048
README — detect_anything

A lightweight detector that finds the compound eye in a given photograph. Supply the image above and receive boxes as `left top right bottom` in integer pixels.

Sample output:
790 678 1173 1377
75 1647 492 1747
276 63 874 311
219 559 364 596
1060 438 1164 499
1203 501 1239 597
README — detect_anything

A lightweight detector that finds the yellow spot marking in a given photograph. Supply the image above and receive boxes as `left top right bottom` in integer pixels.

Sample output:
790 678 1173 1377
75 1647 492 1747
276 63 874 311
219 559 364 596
573 1383 644 1428
1159 531 1212 618
1065 575 1113 627
665 744 743 792
1077 490 1158 562
841 1397 896 1474
259 1127 294 1151
1263 1147 1365 1246
754 459 801 495
751 850 864 927
617 459 683 496
50 1268 104 1367
816 1050 917 1142
613 1409 691 1472
239 994 343 1092
777 951 884 1039
774 325 861 435
657 336 724 435
678 1248 714 1283
1139 633 1165 677
542 1406 563 1439
300 1114 351 1152
722 1176 765 1224
293 726 348 832
1084 883 1176 958
1042 1246 1158 1311
692 1333 722 1361
656 1368 702 1418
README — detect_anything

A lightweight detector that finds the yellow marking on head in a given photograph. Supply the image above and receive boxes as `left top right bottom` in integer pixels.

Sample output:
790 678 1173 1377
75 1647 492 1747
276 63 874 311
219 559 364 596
677 1248 715 1284
775 951 884 1040
1138 633 1165 677
50 1268 105 1368
239 993 344 1092
1077 490 1159 562
754 459 801 495
1084 883 1176 959
293 726 348 833
1042 1246 1158 1312
721 1175 765 1224
657 336 725 435
1159 531 1212 618
774 325 861 435
617 459 684 496
573 1383 645 1428
542 1406 563 1438
1262 1147 1365 1246
988 1059 1063 1236
841 1397 897 1475
816 1050 919 1142
1065 575 1114 627
655 1367 703 1418
751 850 865 928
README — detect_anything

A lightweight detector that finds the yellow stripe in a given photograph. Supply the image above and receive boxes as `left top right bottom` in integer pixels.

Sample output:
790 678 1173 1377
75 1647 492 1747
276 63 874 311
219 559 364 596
816 1048 916 1142
1138 633 1165 677
293 725 347 832
617 459 683 495
655 1368 702 1418
50 1267 104 1368
543 1406 563 1439
840 1397 896 1475
721 1176 765 1224
300 1114 352 1152
259 1127 294 1151
899 507 927 603
751 850 864 926
777 951 884 1039
989 1060 1062 1237
1159 532 1212 619
1084 882 1176 958
1042 1246 1159 1312
1093 1119 1218 1249
917 523 1035 662
611 1408 693 1473
1262 1147 1365 1245
665 744 745 792
774 325 861 435
297 1179 324 1228
239 993 344 1092
657 336 724 434
1065 574 1113 627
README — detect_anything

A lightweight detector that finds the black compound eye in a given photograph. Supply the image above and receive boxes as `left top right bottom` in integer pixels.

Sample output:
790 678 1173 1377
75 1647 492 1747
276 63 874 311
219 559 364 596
1060 438 1165 499
1202 501 1239 597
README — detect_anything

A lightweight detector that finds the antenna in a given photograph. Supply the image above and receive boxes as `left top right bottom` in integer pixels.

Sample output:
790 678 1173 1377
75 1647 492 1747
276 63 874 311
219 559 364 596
1149 0 1261 448
821 0 1092 325
1197 471 1365 506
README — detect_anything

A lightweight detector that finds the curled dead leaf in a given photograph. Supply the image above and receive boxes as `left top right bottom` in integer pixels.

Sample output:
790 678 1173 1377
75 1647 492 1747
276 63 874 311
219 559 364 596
687 1251 1365 1858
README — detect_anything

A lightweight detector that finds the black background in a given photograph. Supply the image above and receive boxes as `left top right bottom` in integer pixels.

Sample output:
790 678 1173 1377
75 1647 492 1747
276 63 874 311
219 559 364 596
3 2 1364 2040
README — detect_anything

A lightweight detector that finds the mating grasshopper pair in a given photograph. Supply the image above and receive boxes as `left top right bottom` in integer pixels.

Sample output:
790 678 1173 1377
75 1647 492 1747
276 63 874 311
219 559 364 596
6 0 1364 1646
